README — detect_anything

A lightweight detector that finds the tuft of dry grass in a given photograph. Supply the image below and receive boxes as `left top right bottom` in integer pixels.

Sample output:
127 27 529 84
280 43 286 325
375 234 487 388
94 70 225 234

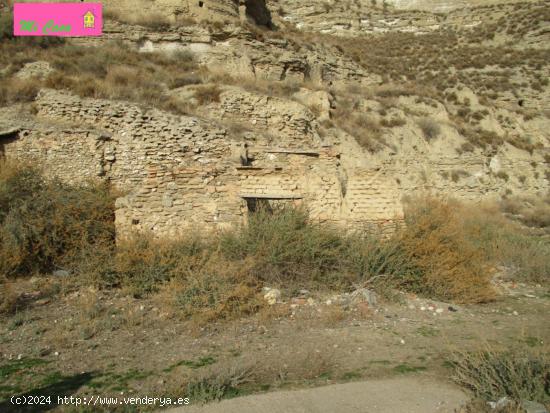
416 117 441 141
192 84 222 105
0 278 19 315
501 196 550 229
334 111 387 152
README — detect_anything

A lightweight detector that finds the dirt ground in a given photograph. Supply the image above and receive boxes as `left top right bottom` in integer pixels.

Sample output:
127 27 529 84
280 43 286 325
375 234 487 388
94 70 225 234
0 275 548 412
168 377 468 413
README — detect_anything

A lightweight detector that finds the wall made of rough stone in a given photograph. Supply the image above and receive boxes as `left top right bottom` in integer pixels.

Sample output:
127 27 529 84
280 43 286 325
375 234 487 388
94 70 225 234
1 128 105 184
4 89 404 239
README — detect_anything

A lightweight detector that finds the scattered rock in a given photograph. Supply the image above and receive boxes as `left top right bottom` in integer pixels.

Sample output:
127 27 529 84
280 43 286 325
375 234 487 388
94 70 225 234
15 61 54 80
53 269 70 277
448 306 458 312
351 288 378 307
263 288 281 305
488 396 512 410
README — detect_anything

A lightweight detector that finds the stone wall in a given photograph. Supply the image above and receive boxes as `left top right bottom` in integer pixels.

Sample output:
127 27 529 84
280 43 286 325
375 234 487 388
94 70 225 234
1 89 403 239
1 128 105 184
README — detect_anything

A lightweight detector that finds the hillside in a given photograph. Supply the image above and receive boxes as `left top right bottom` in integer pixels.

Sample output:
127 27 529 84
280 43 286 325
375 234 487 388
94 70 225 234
0 1 549 412
1 0 549 239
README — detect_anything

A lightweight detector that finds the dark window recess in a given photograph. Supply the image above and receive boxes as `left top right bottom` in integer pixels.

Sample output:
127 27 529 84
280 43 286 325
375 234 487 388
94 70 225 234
131 219 140 225
198 1 204 7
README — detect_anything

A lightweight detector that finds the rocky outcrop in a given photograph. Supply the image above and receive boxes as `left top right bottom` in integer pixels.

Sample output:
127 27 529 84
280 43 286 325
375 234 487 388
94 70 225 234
72 21 381 87
102 0 272 26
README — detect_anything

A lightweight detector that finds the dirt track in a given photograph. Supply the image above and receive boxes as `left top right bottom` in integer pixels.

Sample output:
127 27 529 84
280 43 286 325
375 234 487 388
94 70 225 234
166 376 467 413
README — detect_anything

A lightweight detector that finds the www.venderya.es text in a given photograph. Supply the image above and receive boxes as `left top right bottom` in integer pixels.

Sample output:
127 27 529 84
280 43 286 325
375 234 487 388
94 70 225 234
10 395 190 407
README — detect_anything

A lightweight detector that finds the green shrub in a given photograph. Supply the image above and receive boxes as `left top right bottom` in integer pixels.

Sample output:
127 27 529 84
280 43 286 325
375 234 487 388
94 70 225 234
219 207 353 289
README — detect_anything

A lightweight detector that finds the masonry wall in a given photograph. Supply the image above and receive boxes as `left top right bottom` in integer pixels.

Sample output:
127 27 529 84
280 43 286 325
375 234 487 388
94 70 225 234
1 128 106 184
3 89 404 239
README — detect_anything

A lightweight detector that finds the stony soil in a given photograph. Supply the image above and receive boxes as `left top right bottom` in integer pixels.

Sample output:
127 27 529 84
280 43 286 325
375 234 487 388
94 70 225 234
0 276 548 412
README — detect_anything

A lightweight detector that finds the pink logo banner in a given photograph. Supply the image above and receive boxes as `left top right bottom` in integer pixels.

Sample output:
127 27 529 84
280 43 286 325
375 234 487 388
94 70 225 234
13 2 102 37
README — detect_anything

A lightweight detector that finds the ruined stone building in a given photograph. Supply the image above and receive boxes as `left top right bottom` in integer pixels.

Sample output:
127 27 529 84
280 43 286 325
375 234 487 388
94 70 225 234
1 0 547 240
0 89 404 239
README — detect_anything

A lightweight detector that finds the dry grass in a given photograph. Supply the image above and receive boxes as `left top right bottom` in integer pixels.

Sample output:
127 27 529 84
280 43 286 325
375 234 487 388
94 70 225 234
501 196 550 229
0 279 18 315
459 201 549 284
103 9 172 30
175 347 334 404
332 108 387 152
0 39 198 114
416 117 441 141
192 84 222 105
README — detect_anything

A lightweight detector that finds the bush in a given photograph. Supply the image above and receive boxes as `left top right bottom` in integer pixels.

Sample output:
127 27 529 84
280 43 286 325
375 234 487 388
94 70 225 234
0 78 41 105
452 345 550 405
461 201 549 284
501 196 550 229
0 162 115 277
397 197 495 303
185 364 254 403
174 257 263 322
113 235 207 297
192 84 222 105
219 206 354 289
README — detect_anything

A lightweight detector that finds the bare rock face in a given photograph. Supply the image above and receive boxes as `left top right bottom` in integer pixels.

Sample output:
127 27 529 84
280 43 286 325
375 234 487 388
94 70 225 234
102 0 272 26
384 0 530 12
